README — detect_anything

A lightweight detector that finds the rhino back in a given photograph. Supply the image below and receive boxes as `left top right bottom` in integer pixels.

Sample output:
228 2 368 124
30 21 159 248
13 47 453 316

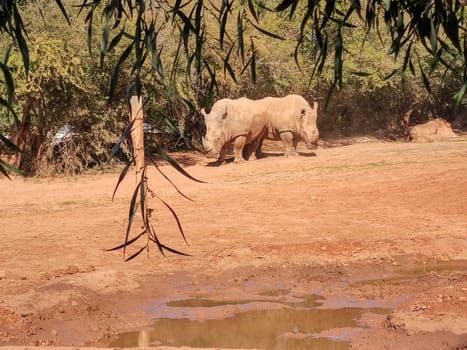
260 95 309 137
226 99 267 140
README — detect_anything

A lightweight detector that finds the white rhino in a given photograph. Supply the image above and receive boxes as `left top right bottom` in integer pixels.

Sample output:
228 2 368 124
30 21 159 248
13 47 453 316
255 94 320 157
201 97 267 164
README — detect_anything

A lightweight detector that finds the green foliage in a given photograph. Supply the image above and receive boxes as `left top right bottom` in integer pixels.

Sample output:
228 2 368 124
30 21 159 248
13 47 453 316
1 0 466 177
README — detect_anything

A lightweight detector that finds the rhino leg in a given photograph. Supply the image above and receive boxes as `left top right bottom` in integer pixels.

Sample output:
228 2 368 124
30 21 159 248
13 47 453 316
280 131 299 157
254 137 265 159
245 137 262 161
218 147 226 163
233 136 247 163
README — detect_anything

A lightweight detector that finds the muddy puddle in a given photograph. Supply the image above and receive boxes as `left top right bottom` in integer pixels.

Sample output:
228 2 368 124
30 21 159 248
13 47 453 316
109 292 389 349
108 259 466 349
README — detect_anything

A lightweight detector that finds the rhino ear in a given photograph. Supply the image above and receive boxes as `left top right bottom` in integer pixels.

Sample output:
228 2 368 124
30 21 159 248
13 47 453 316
222 104 229 119
299 109 306 120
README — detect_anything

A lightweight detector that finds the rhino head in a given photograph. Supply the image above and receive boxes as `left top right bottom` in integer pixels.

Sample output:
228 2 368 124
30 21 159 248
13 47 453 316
201 100 229 158
299 100 320 148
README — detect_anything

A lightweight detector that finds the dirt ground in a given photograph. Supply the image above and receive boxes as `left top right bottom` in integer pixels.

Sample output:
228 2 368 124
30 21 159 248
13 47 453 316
0 137 466 350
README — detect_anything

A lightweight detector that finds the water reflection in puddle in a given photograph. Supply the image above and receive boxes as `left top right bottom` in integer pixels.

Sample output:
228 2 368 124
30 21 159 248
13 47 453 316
109 294 389 349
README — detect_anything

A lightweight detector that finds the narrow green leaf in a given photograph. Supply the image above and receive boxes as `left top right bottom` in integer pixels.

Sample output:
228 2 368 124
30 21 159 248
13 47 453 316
220 15 227 50
124 179 142 259
419 63 431 93
251 49 256 83
12 7 29 77
402 42 412 72
106 230 145 251
288 1 299 19
442 10 461 51
86 9 94 57
124 246 146 261
383 68 400 80
151 159 194 202
155 194 189 244
139 168 146 230
247 0 259 23
350 71 372 77
148 223 165 255
175 10 196 33
0 63 15 107
0 96 17 121
454 81 467 109
53 0 71 25
157 147 206 183
430 18 437 53
237 11 245 63
159 243 191 256
108 27 126 53
100 19 110 67
112 158 134 201
408 59 415 76
223 44 237 83
240 54 253 75
224 61 237 83
0 163 12 180
0 134 21 153
316 36 328 76
3 45 13 66
172 0 183 19
334 29 343 89
0 158 25 177
109 42 134 101
250 22 285 40
275 0 295 12
325 0 335 19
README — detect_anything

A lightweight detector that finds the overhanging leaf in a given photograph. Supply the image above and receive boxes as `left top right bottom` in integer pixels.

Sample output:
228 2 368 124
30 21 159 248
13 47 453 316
151 159 194 202
157 147 206 183
109 42 134 101
108 27 126 53
350 70 372 76
0 134 21 153
158 243 191 256
112 157 134 201
0 158 25 177
454 81 467 110
123 179 142 259
155 193 189 244
110 119 135 160
53 0 71 25
250 22 285 40
12 7 29 77
419 62 431 93
0 62 15 108
0 163 12 180
275 0 295 12
106 230 145 251
247 0 259 23
124 246 146 261
442 10 461 52
237 11 245 63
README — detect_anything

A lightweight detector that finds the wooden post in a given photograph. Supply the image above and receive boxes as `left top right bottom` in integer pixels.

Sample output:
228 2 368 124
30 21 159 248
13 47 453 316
129 95 145 184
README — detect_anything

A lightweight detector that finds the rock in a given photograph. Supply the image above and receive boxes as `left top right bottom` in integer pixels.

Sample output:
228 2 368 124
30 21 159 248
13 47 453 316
408 118 458 142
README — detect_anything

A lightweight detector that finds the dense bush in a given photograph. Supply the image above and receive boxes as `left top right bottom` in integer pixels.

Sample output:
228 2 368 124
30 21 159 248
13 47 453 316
0 1 465 175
